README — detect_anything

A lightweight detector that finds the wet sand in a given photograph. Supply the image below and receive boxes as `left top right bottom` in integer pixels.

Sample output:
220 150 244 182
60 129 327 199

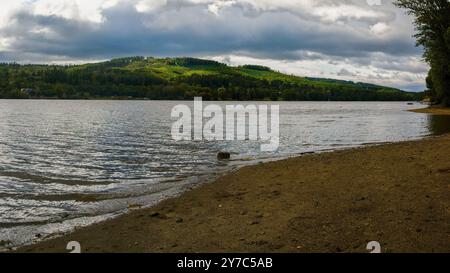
16 133 450 253
410 107 450 115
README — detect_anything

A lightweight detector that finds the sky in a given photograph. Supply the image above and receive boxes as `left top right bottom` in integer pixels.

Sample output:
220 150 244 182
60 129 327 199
0 0 428 91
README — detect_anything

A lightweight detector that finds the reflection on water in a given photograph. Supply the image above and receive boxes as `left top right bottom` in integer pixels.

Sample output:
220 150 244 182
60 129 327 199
0 100 449 248
427 115 450 135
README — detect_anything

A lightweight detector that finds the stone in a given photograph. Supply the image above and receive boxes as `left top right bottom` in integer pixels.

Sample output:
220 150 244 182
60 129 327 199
217 152 231 160
150 212 161 218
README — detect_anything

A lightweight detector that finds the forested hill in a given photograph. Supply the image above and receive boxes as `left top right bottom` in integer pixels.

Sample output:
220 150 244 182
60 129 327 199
0 56 422 101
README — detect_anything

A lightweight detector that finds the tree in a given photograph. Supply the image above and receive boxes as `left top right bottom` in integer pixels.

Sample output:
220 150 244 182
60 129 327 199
217 87 227 100
395 0 450 106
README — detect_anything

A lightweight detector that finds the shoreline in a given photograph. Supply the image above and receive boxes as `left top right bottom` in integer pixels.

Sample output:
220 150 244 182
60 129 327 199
14 134 450 253
0 139 420 251
0 140 411 251
409 106 450 115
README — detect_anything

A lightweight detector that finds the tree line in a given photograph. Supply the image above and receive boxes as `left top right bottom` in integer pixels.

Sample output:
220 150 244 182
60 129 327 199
0 60 422 101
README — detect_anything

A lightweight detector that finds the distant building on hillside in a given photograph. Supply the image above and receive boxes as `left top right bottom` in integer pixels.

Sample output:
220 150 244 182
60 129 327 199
421 97 432 105
20 88 34 94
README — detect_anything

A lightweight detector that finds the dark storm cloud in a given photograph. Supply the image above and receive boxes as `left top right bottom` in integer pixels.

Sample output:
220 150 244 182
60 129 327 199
0 1 420 61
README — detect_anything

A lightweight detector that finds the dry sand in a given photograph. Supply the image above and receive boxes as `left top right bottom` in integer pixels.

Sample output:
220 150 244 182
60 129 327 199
16 134 450 253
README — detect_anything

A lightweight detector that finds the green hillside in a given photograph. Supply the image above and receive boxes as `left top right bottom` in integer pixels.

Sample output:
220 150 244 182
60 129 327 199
0 56 423 101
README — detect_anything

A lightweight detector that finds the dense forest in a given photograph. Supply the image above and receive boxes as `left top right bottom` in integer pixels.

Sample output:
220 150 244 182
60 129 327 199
396 0 450 106
0 56 422 101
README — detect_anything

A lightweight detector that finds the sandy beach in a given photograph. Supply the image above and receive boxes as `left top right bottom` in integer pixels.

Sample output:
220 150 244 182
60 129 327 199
16 131 450 253
409 107 450 115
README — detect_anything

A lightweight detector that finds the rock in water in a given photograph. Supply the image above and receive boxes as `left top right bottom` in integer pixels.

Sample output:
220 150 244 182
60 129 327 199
217 152 231 160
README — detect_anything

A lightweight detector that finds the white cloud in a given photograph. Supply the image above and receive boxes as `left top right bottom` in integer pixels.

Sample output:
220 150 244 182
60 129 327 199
131 0 392 24
0 0 24 26
0 0 120 25
135 0 167 13
370 22 391 35
207 0 236 16
312 4 386 23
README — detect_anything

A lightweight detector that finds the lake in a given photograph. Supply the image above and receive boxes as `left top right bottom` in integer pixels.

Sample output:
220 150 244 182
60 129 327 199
0 100 449 248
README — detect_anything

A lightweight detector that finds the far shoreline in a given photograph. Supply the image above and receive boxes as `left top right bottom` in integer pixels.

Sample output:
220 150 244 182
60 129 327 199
1 98 422 102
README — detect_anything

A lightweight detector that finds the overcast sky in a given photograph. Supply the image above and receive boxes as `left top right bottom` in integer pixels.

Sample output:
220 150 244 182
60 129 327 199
0 0 427 91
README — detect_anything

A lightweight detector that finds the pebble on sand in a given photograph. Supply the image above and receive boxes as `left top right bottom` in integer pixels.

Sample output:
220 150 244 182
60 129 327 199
217 152 231 160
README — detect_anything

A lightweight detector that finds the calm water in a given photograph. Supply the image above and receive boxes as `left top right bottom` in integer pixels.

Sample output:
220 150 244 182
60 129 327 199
0 100 449 248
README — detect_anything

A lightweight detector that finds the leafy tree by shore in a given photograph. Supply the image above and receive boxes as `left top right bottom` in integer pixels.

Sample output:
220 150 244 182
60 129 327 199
395 0 450 106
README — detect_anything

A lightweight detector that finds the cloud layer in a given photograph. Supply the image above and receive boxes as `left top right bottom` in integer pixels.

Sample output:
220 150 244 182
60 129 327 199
0 0 427 91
